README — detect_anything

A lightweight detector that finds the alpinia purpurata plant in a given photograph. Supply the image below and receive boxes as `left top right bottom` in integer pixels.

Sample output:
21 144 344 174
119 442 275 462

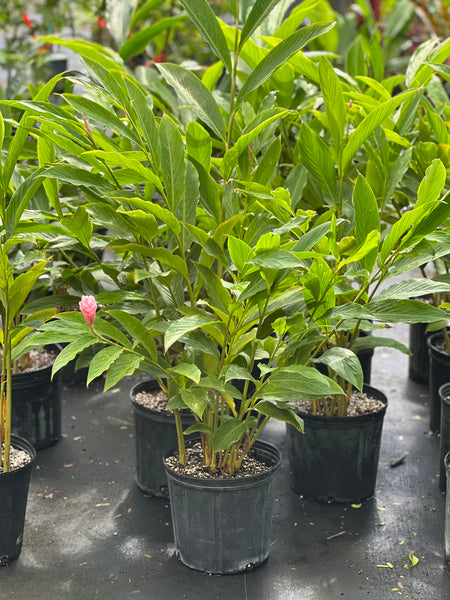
4 0 450 472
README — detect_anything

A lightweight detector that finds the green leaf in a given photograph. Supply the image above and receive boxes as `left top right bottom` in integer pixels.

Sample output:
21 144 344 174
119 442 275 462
180 387 209 418
228 236 254 273
352 335 410 355
375 279 450 302
261 365 344 402
119 15 188 61
186 121 212 173
353 174 380 247
339 230 380 268
63 94 140 145
311 347 363 392
106 309 158 359
61 206 93 249
212 418 246 451
159 116 186 212
6 262 47 324
165 314 218 351
367 299 449 324
87 346 124 386
51 335 99 378
104 352 144 390
169 362 202 384
239 0 281 49
222 364 255 384
319 58 346 155
298 124 337 203
417 159 446 207
156 63 225 141
253 135 281 185
221 109 288 179
250 248 303 269
255 401 304 431
342 90 415 172
196 263 231 312
106 0 138 47
179 0 232 73
183 423 213 435
235 22 335 110
83 150 162 191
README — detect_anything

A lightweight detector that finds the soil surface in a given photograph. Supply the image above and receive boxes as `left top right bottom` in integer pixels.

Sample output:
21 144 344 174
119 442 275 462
291 390 385 417
0 444 32 473
133 388 169 412
14 348 57 374
165 441 271 479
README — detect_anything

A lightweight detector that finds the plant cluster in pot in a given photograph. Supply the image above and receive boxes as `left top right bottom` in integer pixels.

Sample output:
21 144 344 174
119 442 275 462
285 170 450 503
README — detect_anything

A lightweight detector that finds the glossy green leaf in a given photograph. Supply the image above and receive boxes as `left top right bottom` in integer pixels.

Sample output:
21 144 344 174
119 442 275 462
212 418 246 451
157 63 225 141
120 15 188 60
165 314 218 351
255 401 304 431
235 22 335 110
180 387 209 418
311 347 363 391
159 116 186 212
87 346 124 386
104 352 144 391
61 206 93 249
367 299 449 324
169 362 202 384
51 335 99 378
319 58 346 155
375 279 450 302
186 121 212 173
417 159 446 207
352 174 380 272
221 109 288 179
342 90 415 172
261 365 344 402
107 310 158 359
7 262 47 324
352 335 410 355
239 0 281 49
298 124 337 203
179 0 232 73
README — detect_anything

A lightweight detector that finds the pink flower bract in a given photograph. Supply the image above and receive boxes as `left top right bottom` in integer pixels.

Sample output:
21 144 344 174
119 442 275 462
79 295 97 327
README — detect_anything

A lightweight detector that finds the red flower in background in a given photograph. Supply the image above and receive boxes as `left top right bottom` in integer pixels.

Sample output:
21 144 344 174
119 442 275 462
97 17 107 29
153 53 167 63
22 13 33 29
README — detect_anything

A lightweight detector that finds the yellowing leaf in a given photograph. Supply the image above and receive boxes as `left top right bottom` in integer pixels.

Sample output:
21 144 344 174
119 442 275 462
409 551 419 567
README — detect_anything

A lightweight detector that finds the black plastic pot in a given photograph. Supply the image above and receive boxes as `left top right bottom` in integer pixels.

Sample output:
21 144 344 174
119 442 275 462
445 452 450 562
11 346 61 450
408 322 431 384
427 331 450 433
0 435 36 565
439 383 450 493
130 380 194 498
286 384 387 503
164 439 281 574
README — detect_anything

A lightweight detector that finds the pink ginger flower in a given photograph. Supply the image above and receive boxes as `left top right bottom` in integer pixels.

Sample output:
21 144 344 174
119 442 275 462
79 295 97 327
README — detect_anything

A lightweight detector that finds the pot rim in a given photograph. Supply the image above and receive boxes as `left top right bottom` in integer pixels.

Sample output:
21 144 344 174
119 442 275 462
290 383 387 424
164 438 281 488
0 434 36 480
427 330 450 356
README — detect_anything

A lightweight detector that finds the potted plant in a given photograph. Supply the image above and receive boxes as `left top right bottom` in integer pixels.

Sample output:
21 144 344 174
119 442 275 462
285 169 450 503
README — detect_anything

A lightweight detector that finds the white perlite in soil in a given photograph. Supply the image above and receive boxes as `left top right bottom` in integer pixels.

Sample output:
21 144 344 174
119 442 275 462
14 348 57 373
0 445 32 473
133 389 169 412
291 391 385 417
165 441 271 479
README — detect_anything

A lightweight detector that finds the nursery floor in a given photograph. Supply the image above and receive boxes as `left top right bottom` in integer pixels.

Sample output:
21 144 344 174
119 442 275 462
2 321 450 600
